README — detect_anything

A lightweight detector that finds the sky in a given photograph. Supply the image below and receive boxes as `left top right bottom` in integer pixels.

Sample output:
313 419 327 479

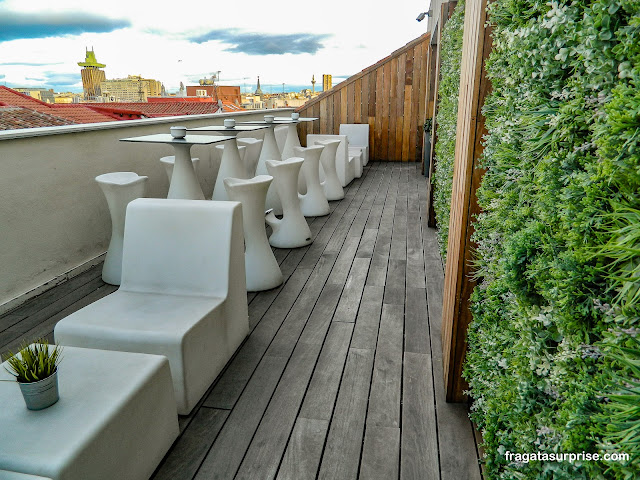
0 0 431 94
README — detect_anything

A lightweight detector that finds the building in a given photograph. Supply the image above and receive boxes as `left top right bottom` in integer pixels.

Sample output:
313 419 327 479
78 48 107 101
14 88 56 104
185 84 241 105
322 74 332 91
254 76 264 96
100 75 163 102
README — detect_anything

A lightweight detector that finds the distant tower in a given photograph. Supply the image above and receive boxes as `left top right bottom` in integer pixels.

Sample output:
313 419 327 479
78 48 106 101
311 75 316 94
255 76 264 96
322 74 332 91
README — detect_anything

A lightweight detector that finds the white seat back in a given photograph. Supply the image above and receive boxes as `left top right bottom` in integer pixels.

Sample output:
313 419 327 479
120 198 243 299
339 124 369 148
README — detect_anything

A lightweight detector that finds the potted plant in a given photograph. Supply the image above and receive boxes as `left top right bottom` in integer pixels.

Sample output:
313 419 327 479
3 339 63 410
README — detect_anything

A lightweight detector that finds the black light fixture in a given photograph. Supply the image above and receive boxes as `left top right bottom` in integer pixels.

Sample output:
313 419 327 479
416 11 431 22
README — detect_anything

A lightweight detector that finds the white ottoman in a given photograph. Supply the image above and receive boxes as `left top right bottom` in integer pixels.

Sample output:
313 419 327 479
0 346 178 480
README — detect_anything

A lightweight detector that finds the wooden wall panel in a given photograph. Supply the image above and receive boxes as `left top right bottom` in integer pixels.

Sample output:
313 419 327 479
354 78 362 124
441 0 490 403
388 57 398 162
295 33 431 162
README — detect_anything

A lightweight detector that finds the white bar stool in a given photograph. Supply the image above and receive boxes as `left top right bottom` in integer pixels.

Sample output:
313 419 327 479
237 138 264 178
159 155 200 183
265 158 312 248
314 139 345 200
294 145 329 217
224 175 283 291
95 172 148 285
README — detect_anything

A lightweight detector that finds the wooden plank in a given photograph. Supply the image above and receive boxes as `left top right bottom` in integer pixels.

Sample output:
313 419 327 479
355 228 378 258
409 45 421 163
317 348 374 480
402 85 413 161
350 285 384 351
366 303 403 427
383 259 406 305
359 426 400 480
395 52 406 161
417 39 429 163
332 257 371 323
276 418 329 480
368 72 376 119
266 252 338 358
4 263 102 321
388 56 398 161
412 41 425 162
354 78 362 124
235 343 322 480
405 287 430 354
320 98 329 135
0 280 116 358
152 408 229 480
442 0 490 402
346 82 354 124
326 236 360 286
373 67 384 160
407 177 426 288
194 355 288 480
400 352 439 480
333 90 341 134
380 62 392 160
299 321 355 421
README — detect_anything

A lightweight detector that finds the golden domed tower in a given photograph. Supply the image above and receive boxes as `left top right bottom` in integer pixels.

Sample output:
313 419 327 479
78 48 106 101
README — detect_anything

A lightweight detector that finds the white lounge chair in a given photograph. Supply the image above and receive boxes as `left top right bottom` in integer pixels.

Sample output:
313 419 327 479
55 198 248 414
339 123 370 166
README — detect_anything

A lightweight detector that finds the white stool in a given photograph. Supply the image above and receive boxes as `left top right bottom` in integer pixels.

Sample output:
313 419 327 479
160 155 200 183
224 175 283 291
351 149 363 178
314 139 345 200
237 137 264 178
95 172 148 285
295 145 329 217
265 158 312 248
0 346 178 480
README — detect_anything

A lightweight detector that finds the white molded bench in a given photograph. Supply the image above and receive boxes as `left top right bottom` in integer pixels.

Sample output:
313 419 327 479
0 346 178 480
55 199 248 414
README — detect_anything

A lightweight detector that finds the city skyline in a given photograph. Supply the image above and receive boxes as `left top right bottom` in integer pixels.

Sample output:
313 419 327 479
0 0 430 94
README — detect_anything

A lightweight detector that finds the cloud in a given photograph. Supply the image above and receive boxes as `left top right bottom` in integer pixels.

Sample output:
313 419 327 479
0 62 64 66
45 72 81 86
0 11 130 41
0 74 5 80
188 29 330 55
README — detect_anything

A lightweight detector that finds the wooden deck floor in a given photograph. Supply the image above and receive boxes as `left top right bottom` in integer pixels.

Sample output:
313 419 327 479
0 162 482 480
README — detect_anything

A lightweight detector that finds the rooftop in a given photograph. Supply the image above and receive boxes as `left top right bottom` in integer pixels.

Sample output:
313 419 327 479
0 162 481 480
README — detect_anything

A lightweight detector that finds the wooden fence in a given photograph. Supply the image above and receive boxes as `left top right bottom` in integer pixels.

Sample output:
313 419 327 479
296 33 431 162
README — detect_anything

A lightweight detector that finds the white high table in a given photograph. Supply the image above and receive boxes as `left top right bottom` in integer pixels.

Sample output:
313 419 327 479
188 125 268 201
120 133 233 200
0 346 178 480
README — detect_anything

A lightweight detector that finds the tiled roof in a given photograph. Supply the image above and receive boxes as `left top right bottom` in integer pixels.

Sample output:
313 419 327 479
0 106 77 130
0 86 115 125
90 101 223 117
